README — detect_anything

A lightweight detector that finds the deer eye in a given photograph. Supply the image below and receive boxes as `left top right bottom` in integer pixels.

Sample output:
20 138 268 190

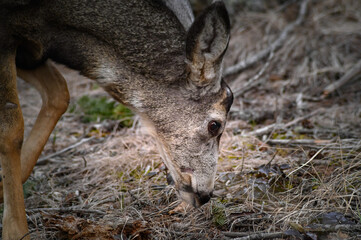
208 121 222 136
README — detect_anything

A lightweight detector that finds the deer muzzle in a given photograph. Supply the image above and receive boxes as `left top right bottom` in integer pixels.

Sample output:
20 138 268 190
177 176 214 207
178 186 213 207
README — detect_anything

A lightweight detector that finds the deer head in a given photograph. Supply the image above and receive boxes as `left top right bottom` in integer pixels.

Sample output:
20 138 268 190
97 1 231 207
138 2 232 207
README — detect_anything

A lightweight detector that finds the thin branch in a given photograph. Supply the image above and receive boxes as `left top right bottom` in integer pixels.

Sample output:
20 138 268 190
233 51 274 98
305 224 361 233
170 231 206 238
267 139 332 145
224 0 309 77
36 137 95 165
232 232 286 240
223 231 250 238
323 58 361 97
227 222 361 240
266 139 360 150
26 207 105 215
243 109 321 137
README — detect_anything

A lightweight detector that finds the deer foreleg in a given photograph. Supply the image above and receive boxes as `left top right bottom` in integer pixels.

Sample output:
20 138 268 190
0 61 69 199
0 51 29 239
17 61 70 182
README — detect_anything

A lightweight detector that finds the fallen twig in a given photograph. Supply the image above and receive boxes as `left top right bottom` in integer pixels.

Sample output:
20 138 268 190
243 123 278 137
170 231 206 238
223 231 249 238
36 137 95 165
224 0 309 77
232 232 286 240
268 138 360 150
26 207 105 215
243 109 321 137
267 139 332 145
323 58 361 97
233 51 274 98
305 224 361 233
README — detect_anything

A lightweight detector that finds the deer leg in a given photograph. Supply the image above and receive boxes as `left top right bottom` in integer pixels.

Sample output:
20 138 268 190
0 51 29 239
0 61 69 200
17 61 70 183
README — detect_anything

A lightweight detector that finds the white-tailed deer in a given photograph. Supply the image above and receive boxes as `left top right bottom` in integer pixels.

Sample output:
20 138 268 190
0 0 232 239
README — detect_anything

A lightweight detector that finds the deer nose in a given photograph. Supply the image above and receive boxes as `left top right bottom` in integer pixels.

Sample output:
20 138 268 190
178 184 213 207
196 191 213 205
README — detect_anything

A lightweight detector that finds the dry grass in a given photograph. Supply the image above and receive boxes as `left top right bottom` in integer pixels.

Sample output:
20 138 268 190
1 0 361 239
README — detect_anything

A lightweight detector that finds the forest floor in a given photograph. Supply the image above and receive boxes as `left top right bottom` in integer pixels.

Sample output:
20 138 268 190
1 0 361 239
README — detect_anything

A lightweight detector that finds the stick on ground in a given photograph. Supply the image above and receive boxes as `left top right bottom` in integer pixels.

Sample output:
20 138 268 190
232 232 286 240
36 137 95 165
243 109 321 137
26 207 105 215
323 59 361 97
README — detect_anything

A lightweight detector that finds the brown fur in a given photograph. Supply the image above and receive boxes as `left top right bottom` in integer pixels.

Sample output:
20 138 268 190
0 1 232 238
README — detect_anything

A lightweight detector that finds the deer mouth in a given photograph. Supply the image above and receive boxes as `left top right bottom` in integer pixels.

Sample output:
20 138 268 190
177 186 213 207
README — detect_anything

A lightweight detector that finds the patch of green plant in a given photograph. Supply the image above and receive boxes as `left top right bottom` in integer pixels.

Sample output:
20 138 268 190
51 130 58 149
311 178 321 190
272 132 287 139
23 179 37 198
91 83 100 90
117 171 124 179
75 95 134 126
129 167 145 180
276 147 289 157
118 185 128 192
295 134 309 139
218 198 230 204
68 103 77 113
212 202 227 227
245 142 256 150
248 119 257 127
116 166 147 183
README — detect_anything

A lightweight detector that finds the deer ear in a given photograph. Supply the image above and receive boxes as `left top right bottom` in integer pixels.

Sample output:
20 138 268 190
186 1 230 90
